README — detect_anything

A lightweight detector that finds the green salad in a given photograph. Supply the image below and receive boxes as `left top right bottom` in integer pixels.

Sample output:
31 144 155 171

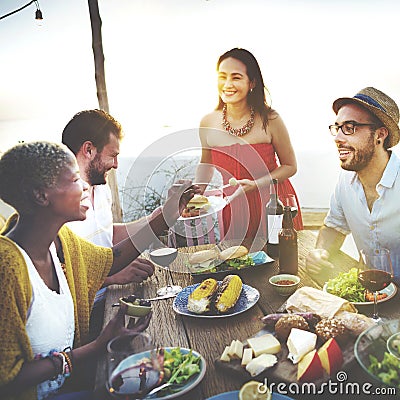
368 351 400 389
325 267 366 302
160 347 201 392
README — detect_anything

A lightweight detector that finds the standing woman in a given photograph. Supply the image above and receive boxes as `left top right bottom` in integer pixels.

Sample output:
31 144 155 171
196 48 303 244
0 142 195 400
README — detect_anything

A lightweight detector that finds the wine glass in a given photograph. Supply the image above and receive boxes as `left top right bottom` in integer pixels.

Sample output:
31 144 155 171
282 194 298 219
149 230 182 296
107 333 164 399
358 248 393 323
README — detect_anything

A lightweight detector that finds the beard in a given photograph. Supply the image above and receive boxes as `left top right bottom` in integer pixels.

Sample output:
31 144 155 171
87 154 108 185
340 133 376 172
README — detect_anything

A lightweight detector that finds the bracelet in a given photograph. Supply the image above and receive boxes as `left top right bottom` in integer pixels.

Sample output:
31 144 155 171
61 351 73 375
50 351 71 378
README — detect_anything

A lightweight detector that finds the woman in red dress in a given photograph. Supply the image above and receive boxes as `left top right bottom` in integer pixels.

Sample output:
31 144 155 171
195 48 303 248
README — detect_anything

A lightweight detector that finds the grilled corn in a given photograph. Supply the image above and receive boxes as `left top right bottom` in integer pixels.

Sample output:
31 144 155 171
215 275 243 313
187 278 218 314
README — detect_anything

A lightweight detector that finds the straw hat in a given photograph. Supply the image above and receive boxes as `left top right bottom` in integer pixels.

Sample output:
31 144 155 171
332 87 400 148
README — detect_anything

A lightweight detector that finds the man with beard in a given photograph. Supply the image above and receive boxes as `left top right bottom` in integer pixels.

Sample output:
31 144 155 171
61 110 199 337
306 87 400 284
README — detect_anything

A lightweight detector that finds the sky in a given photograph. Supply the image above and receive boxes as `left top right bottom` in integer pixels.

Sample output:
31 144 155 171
1 0 400 213
1 0 400 155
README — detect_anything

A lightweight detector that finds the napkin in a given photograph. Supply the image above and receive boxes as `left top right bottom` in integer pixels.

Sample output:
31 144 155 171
285 286 358 318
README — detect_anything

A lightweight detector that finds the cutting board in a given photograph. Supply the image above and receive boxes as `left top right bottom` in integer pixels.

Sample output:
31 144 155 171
215 326 357 386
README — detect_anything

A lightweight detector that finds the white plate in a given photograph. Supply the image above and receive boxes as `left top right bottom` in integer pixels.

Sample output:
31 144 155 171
173 283 260 318
323 282 397 305
178 196 227 220
108 347 206 399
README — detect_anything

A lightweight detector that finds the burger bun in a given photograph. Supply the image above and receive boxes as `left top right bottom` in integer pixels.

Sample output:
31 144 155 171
220 245 249 261
188 248 220 265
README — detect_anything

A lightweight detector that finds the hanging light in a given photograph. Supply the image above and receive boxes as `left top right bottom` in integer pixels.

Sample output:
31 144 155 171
0 0 44 23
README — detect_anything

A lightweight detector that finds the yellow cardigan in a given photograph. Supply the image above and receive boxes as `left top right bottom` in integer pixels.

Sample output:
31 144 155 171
0 215 113 400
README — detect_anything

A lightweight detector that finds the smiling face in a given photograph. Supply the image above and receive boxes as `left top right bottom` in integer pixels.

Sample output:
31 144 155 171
218 57 253 106
334 103 379 172
86 132 120 185
46 155 90 222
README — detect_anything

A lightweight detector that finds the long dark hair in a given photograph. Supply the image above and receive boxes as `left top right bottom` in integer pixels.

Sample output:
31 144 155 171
216 48 273 132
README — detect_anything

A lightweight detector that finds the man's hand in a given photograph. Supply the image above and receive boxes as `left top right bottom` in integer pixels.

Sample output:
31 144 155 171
105 258 155 286
306 249 335 276
163 179 201 224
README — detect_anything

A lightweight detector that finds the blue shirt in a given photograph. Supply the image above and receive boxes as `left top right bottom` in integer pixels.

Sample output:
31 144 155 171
325 151 400 282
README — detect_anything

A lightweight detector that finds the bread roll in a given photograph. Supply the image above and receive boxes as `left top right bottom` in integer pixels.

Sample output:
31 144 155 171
220 245 248 261
188 248 219 265
188 194 209 205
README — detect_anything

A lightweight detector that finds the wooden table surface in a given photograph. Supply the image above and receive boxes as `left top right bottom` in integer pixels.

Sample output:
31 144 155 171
94 230 399 399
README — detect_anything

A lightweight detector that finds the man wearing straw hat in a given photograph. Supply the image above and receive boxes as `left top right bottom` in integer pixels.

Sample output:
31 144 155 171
306 87 400 284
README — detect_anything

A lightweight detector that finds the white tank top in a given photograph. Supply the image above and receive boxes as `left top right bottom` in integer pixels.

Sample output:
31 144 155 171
19 243 75 399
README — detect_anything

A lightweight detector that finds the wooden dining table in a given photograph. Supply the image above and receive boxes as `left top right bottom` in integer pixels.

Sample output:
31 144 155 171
94 230 400 399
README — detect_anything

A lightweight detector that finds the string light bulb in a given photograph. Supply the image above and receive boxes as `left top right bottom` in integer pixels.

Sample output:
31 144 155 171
0 0 44 23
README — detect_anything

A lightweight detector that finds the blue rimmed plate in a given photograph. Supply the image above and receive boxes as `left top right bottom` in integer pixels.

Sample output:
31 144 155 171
172 283 260 318
108 347 206 399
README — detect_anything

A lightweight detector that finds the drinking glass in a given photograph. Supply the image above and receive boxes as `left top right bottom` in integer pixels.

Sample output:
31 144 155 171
358 248 393 323
282 194 298 219
107 333 164 399
149 230 182 296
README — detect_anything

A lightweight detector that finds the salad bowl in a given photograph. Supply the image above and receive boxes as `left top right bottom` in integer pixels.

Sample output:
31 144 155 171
354 319 400 390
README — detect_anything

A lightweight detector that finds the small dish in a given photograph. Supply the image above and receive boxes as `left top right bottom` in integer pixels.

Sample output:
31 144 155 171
387 332 400 360
269 274 300 296
119 297 152 317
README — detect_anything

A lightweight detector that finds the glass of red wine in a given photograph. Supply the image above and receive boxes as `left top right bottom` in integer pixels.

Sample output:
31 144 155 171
149 230 182 296
358 248 393 323
107 333 164 399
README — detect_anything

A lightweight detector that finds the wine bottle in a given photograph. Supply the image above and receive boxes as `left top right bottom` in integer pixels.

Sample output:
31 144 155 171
278 206 298 275
266 179 284 259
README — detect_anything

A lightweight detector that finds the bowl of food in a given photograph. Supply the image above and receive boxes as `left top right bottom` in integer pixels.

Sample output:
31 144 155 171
119 295 152 317
269 274 300 296
354 319 400 390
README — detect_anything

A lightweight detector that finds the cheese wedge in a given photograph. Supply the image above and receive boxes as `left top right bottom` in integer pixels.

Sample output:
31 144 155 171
227 340 243 359
220 345 231 362
245 353 278 377
247 334 281 357
241 347 253 366
287 328 317 364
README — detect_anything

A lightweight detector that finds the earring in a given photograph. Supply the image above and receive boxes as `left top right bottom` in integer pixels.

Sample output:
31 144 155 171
250 88 253 93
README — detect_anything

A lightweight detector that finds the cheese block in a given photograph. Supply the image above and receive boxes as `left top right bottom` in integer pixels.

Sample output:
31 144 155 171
241 347 253 366
220 345 231 362
245 353 278 377
247 334 281 357
227 339 243 359
287 328 317 364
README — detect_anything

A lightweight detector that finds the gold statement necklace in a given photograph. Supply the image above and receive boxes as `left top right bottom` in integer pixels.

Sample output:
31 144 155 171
222 104 255 137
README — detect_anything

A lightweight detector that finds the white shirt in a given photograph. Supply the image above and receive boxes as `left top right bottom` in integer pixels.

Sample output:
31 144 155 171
67 184 113 247
21 243 75 399
325 151 400 281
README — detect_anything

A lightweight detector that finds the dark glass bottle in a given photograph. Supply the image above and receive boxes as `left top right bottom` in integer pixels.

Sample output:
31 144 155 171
265 179 284 259
278 206 298 275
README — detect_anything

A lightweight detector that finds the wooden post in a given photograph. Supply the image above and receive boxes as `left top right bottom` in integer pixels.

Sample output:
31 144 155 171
87 0 123 222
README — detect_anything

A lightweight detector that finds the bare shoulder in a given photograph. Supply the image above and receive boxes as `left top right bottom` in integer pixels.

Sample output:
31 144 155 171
200 110 221 128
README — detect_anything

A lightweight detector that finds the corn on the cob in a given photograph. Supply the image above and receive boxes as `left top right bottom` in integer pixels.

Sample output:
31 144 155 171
215 275 243 313
187 278 218 314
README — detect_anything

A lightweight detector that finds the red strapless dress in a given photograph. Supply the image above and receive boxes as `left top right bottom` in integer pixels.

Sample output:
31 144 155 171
210 143 303 241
